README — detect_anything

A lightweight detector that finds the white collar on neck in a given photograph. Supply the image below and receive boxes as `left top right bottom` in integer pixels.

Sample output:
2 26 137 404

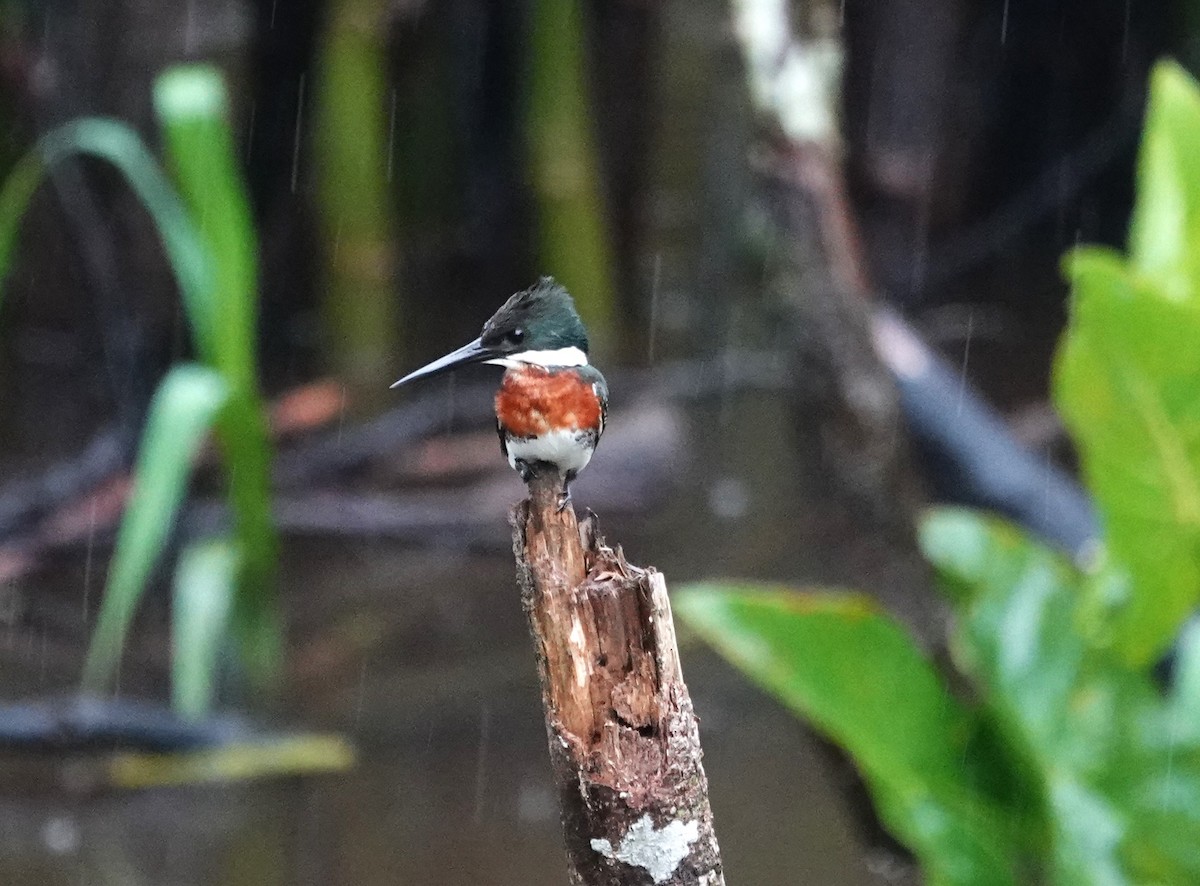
485 346 588 369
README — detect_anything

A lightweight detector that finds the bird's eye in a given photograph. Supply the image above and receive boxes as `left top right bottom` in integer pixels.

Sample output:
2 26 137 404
507 328 525 345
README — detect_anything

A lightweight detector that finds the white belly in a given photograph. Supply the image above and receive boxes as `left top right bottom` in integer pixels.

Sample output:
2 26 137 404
506 428 594 475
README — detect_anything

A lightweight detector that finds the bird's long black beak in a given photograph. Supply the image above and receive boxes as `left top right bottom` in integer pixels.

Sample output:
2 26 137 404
389 337 494 388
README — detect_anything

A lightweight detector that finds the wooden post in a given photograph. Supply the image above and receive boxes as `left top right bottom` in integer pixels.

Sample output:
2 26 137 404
511 469 724 885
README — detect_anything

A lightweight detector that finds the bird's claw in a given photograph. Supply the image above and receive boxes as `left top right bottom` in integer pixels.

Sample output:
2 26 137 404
556 488 572 513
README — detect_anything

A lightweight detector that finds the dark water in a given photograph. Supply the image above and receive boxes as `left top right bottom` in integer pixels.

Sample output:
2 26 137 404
0 388 899 885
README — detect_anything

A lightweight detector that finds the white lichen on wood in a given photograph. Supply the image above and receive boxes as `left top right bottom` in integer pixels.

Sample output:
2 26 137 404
590 814 701 883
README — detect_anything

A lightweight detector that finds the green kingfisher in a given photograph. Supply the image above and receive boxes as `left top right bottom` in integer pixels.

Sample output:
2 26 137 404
391 277 608 508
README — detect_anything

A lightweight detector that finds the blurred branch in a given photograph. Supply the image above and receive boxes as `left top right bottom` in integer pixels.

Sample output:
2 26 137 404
0 351 787 577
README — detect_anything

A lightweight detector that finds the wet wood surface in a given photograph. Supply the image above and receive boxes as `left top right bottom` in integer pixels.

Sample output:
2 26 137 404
512 468 723 885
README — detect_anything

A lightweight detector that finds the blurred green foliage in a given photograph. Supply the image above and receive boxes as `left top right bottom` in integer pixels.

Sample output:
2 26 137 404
677 60 1200 883
526 0 616 350
1057 61 1200 666
0 65 279 715
314 0 399 402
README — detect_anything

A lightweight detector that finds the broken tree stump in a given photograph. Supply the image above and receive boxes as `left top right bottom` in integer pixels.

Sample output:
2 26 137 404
511 469 724 886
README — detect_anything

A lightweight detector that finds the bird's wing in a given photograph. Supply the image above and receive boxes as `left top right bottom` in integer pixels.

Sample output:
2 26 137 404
579 365 608 441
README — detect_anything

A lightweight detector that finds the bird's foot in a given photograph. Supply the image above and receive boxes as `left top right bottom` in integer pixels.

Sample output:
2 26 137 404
556 471 578 513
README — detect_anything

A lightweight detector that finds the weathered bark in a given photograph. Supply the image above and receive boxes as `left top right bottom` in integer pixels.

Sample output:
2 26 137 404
511 469 723 886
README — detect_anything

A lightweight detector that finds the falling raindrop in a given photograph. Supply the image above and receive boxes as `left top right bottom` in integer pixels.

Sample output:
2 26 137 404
647 252 662 365
955 310 974 418
387 88 398 184
910 172 933 294
82 498 97 624
291 73 307 194
1121 0 1131 63
1042 444 1052 526
183 0 197 54
1000 0 1010 45
473 704 491 823
353 655 368 729
337 383 348 446
245 100 257 164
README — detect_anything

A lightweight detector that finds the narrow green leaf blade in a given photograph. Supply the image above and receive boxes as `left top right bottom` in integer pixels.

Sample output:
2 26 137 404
676 585 1022 885
0 118 214 344
154 65 280 689
154 65 258 387
172 538 239 720
82 365 230 693
0 151 48 307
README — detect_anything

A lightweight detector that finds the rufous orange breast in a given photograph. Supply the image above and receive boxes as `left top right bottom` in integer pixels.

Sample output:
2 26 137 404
495 365 604 438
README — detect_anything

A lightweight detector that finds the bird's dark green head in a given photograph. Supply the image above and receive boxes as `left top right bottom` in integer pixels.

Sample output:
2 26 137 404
479 276 588 356
390 277 589 388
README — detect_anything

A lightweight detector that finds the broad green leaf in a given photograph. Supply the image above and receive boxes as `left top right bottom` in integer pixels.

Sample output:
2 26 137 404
154 65 279 687
922 508 1200 884
676 585 1023 885
1055 244 1200 664
1052 63 1200 664
172 539 239 719
82 365 230 693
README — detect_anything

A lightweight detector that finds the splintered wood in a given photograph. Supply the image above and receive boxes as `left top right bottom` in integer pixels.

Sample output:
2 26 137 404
512 470 723 886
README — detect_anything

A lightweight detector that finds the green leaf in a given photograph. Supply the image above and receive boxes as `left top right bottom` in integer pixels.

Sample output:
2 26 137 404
0 151 48 298
1128 61 1200 295
82 365 230 693
1055 245 1200 663
0 71 281 699
0 118 212 325
172 539 239 720
1051 63 1200 665
921 508 1200 884
154 65 258 387
676 584 1024 885
154 65 279 687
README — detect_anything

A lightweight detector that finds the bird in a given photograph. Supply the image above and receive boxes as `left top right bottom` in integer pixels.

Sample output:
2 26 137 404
391 277 608 510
